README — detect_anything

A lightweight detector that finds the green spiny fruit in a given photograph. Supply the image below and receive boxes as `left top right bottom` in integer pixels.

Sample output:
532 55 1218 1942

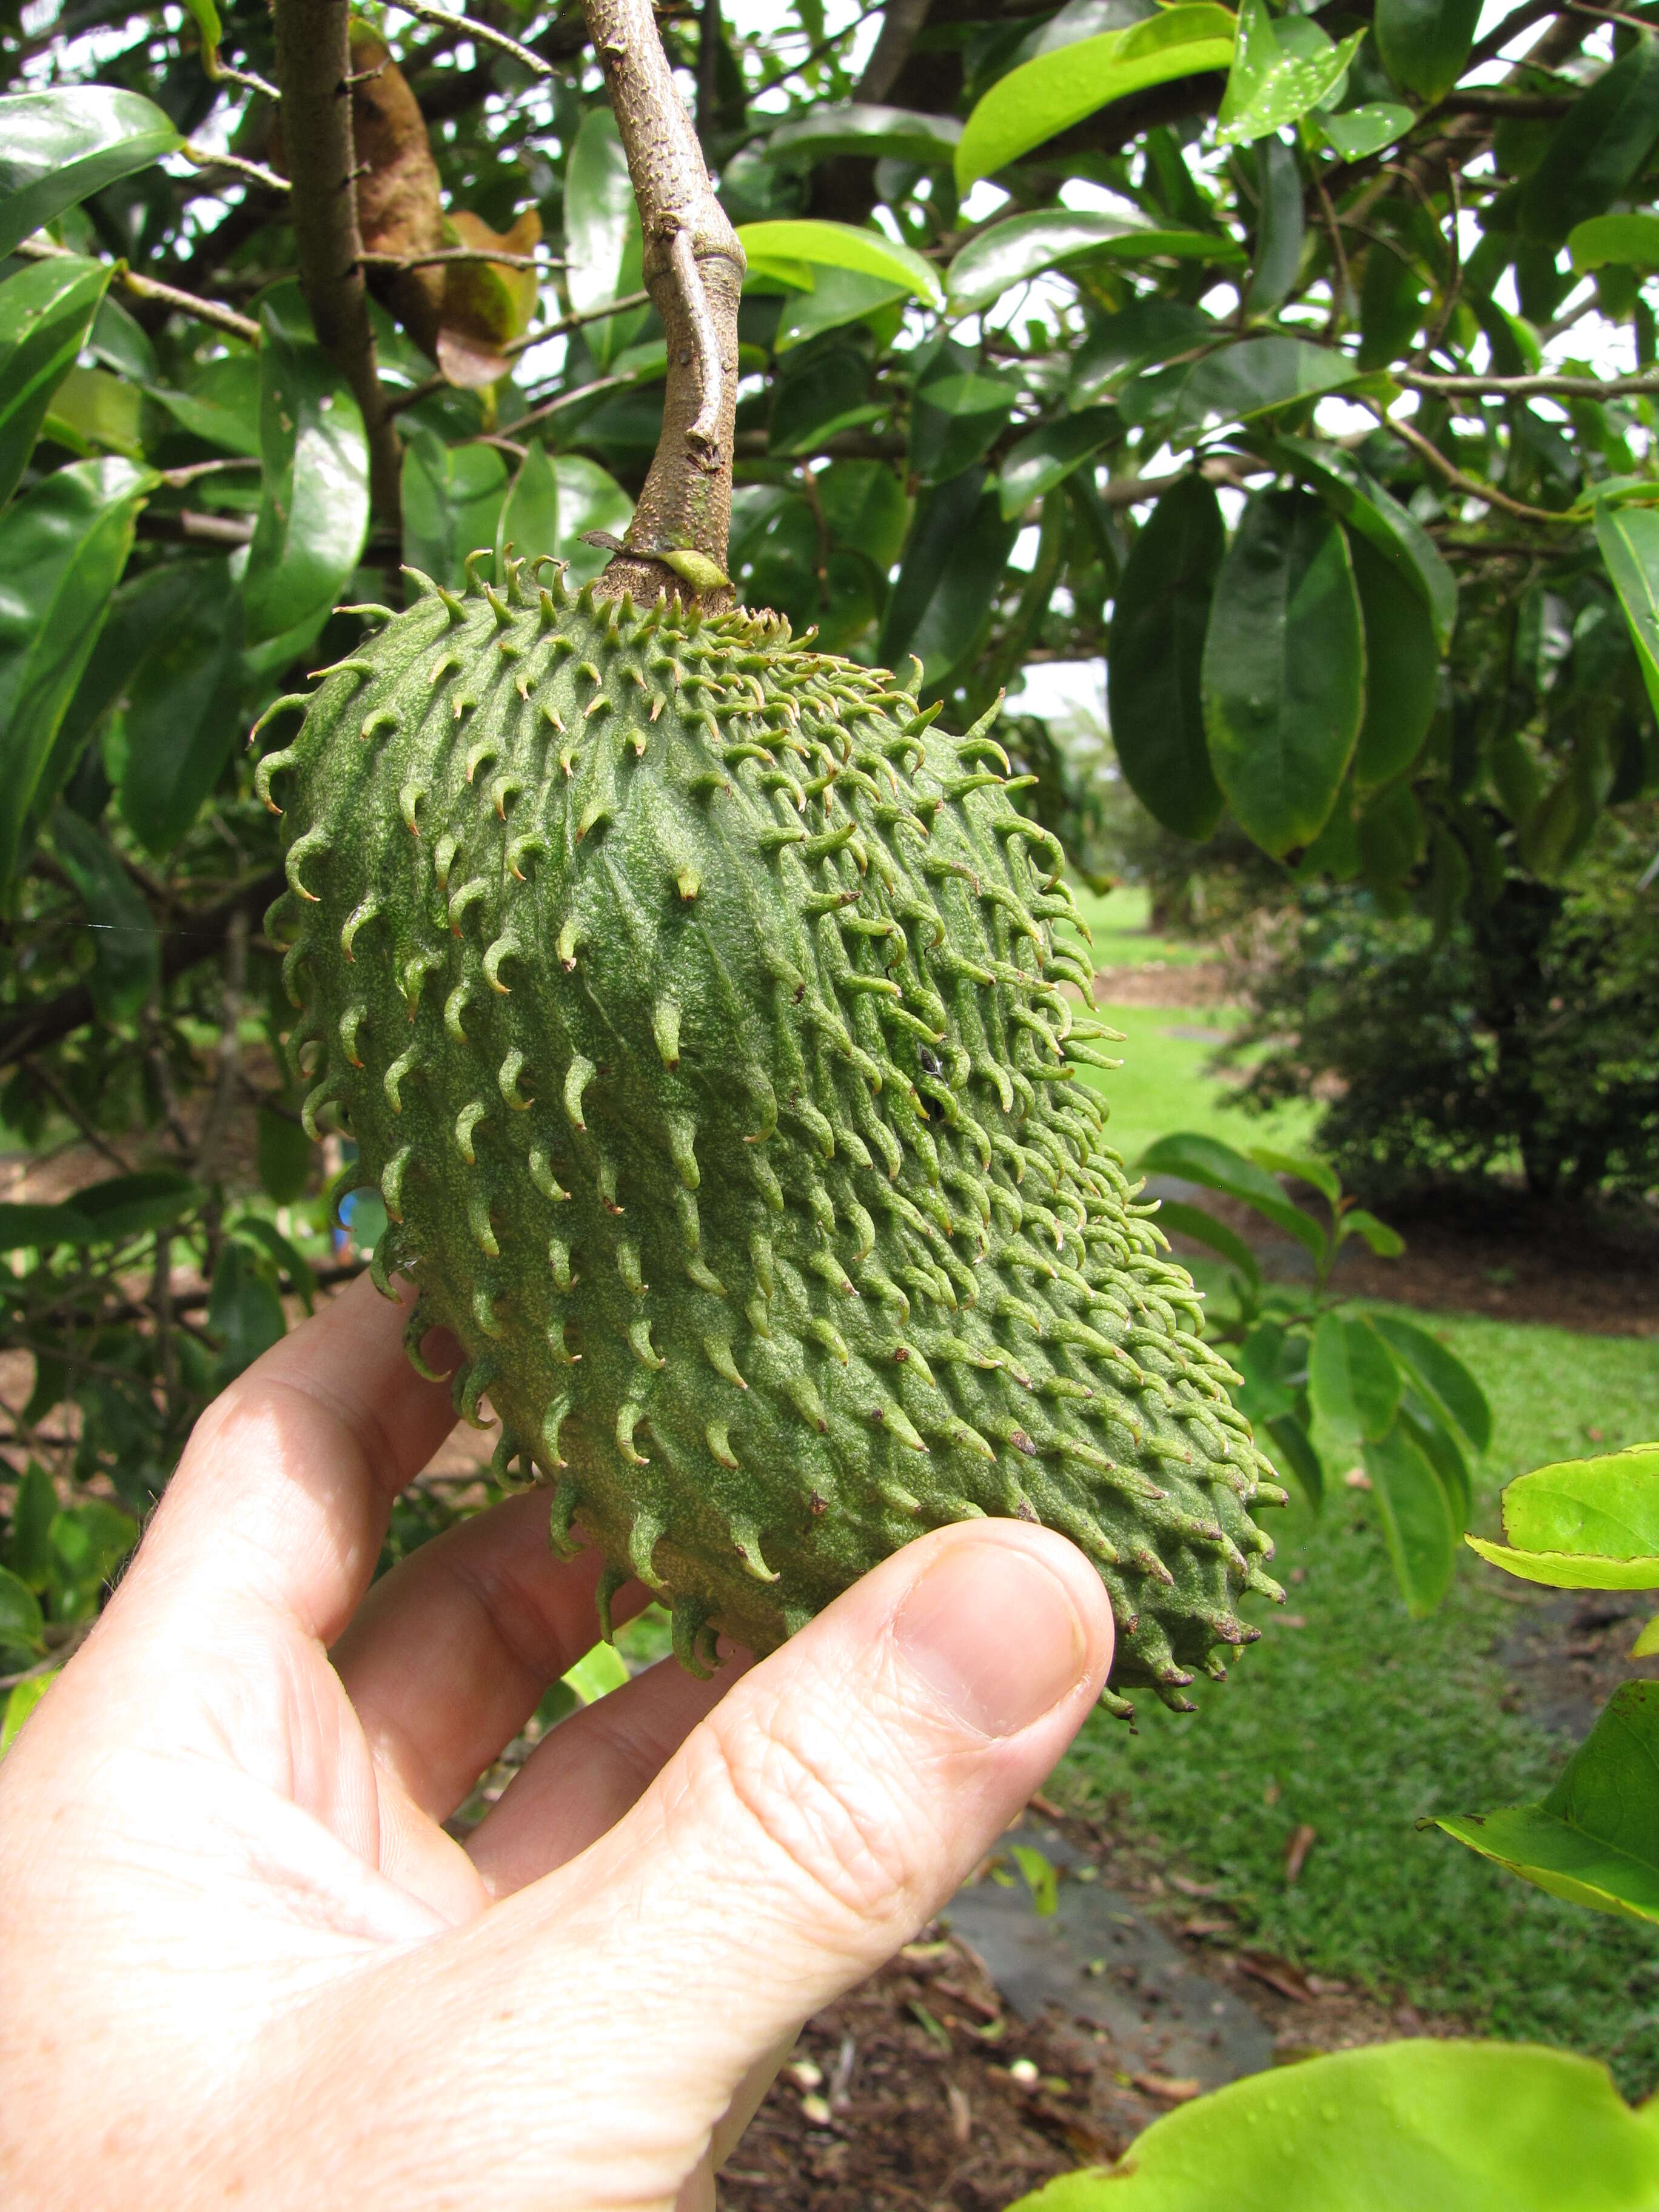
260 552 1285 1712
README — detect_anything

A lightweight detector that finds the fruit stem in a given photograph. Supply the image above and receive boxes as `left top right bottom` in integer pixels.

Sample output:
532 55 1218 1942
583 0 746 608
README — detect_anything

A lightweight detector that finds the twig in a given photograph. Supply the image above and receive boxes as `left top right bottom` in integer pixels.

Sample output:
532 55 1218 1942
158 457 261 489
11 236 261 344
583 0 745 600
1312 167 1350 340
1395 366 1659 399
384 287 651 415
380 0 556 77
1413 162 1463 367
209 59 282 101
272 0 403 526
1382 408 1577 525
21 1058 128 1171
195 907 249 1196
498 367 637 437
358 246 565 272
1436 88 1571 117
181 141 289 195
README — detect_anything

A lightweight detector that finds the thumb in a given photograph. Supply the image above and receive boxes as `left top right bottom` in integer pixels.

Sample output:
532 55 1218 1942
361 1521 1113 2201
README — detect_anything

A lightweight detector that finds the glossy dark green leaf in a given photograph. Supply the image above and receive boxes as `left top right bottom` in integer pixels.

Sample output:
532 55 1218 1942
119 555 244 851
496 441 561 572
1437 1681 1659 1926
1267 1411 1326 1512
546 452 634 585
1348 528 1437 788
1202 489 1364 857
1375 0 1480 102
999 406 1119 518
1518 35 1659 249
765 104 962 170
739 220 943 310
207 1237 287 1386
1007 2041 1659 2211
565 107 648 369
1138 1130 1327 1262
1244 135 1304 313
1068 298 1216 405
947 206 1239 314
243 288 370 648
774 266 908 353
1217 0 1363 147
1107 474 1225 839
148 352 263 458
816 460 910 569
1263 435 1455 651
0 1201 94 1251
401 423 508 595
0 1562 44 1661
87 292 155 384
1365 1419 1458 1616
957 8 1237 187
909 344 1017 486
73 1167 201 1244
1124 335 1362 444
770 347 880 457
1357 779 1426 893
1319 102 1413 158
1595 499 1659 721
1359 234 1424 369
0 256 111 510
49 803 157 1021
256 1105 313 1204
1155 1198 1261 1287
0 88 181 261
0 455 152 899
879 471 1017 686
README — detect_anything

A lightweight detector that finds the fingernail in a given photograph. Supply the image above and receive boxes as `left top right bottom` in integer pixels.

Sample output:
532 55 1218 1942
893 1535 1087 1738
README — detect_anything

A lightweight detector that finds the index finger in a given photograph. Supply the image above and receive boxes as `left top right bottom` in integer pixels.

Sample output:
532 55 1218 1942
133 1273 460 1647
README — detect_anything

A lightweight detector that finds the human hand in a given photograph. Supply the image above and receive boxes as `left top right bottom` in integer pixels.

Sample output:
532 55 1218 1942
0 1275 1113 2210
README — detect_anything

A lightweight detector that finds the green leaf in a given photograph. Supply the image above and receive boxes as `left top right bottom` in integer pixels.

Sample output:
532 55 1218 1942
180 0 223 68
0 256 112 510
1217 0 1364 149
1311 1313 1401 1456
1201 488 1364 857
1010 1842 1061 1915
1262 435 1456 652
1631 1617 1659 1658
119 555 244 851
956 7 1238 189
147 352 263 457
1138 1130 1327 1262
561 1640 630 1703
1244 136 1304 315
1347 529 1438 789
49 803 157 1022
73 1167 201 1244
565 107 648 370
232 1213 315 1312
774 266 909 352
1375 0 1480 102
50 1497 138 1609
1569 212 1659 270
1437 1681 1659 1926
1356 778 1425 894
547 452 634 586
207 1236 287 1386
1595 499 1659 724
1366 1312 1490 1450
0 455 152 899
243 286 370 648
816 461 910 569
1004 2040 1659 2211
1068 298 1217 406
0 89 181 262
0 1671 58 1756
1107 474 1225 839
1249 1144 1339 1207
764 102 963 169
1267 1410 1326 1511
0 1201 94 1251
1319 102 1414 159
946 207 1241 315
256 1104 312 1205
770 347 881 457
739 220 943 311
1518 35 1659 249
0 1561 44 1660
1342 1207 1406 1258
879 470 1017 686
401 424 509 596
5 1462 58 1590
1500 1446 1659 1558
496 441 561 572
1466 1538 1659 1590
1365 1419 1458 1616
1236 1316 1299 1426
1124 334 1363 444
999 406 1119 518
1401 1395 1472 1530
87 293 156 385
1155 1198 1261 1287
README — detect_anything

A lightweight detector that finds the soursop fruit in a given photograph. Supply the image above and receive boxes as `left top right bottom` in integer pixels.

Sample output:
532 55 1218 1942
260 552 1285 1711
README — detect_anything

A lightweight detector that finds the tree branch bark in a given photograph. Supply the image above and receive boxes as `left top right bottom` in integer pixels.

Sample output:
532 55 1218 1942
272 0 404 528
583 0 745 605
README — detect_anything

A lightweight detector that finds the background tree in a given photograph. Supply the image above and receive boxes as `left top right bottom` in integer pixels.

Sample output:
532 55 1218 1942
1 0 1656 1632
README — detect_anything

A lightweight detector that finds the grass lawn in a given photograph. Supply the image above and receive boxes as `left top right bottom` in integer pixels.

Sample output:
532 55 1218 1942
1076 1002 1319 1167
1060 1313 1659 2093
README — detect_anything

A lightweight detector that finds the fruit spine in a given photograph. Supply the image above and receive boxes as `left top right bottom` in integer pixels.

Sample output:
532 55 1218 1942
260 553 1285 1713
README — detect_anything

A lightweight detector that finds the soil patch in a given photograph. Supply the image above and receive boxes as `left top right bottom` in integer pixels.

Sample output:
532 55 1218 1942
1091 963 1229 1008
